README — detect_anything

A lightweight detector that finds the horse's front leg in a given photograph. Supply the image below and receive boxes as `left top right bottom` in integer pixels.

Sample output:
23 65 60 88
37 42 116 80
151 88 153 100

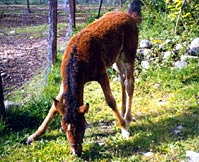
26 85 64 144
98 72 130 139
26 102 58 144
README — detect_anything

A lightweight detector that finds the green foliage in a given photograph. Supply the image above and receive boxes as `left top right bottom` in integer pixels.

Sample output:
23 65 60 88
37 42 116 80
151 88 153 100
166 0 199 34
142 0 166 12
138 0 198 38
1 60 199 161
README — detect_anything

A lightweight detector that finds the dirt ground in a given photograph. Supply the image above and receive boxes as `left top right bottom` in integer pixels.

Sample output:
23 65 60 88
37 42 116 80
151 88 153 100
0 33 48 94
0 4 114 95
0 4 87 95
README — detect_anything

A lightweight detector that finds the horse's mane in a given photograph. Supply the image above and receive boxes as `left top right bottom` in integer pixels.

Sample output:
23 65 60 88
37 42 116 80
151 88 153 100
63 45 85 124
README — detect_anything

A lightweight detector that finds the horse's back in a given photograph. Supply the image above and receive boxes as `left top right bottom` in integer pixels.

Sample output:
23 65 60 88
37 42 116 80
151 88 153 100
61 11 139 81
78 11 138 64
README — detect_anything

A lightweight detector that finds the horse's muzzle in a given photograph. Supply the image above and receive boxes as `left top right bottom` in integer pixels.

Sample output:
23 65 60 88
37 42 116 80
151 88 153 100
70 143 82 157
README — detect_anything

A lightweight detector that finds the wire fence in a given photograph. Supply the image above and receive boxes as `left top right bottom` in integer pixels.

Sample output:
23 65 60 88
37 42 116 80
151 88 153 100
0 0 122 103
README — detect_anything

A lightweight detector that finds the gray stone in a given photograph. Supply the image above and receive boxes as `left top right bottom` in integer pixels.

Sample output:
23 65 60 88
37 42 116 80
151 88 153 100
140 40 152 49
175 43 183 50
141 60 150 69
4 100 21 110
163 51 172 60
9 30 15 34
189 38 199 55
181 55 198 61
174 60 187 68
186 151 199 162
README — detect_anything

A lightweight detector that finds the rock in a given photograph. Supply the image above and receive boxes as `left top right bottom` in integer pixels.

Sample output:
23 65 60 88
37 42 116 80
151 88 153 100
186 151 199 162
174 60 187 69
137 49 151 60
154 83 160 88
173 125 183 135
190 38 199 48
163 51 172 60
139 152 154 157
141 60 150 69
181 55 198 61
140 40 152 49
189 38 199 56
176 125 183 130
4 100 21 111
143 152 153 157
157 100 167 106
175 43 183 50
9 30 15 34
189 47 199 56
1 72 7 77
142 49 152 57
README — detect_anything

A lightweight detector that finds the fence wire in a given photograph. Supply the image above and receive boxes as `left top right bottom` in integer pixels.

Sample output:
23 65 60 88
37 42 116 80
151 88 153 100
0 0 122 103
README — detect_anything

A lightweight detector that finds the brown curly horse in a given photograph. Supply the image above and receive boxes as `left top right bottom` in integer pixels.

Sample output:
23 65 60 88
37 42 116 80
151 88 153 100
26 0 142 156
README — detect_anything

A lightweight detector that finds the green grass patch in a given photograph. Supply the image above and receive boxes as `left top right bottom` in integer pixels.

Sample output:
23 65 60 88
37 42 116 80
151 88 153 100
1 58 199 161
1 4 199 161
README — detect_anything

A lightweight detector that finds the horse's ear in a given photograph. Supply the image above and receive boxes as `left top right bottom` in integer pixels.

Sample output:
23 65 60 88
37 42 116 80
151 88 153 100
78 103 89 114
53 98 65 115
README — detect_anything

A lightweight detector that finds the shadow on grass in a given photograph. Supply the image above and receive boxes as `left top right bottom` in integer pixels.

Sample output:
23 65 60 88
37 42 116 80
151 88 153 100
2 111 41 132
1 102 198 161
0 98 52 136
81 105 199 161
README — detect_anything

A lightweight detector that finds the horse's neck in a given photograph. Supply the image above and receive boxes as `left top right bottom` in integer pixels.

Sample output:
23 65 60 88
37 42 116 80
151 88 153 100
63 73 84 107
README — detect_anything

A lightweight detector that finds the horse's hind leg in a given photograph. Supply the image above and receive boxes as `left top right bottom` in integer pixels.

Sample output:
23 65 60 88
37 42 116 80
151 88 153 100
113 62 126 117
98 72 130 138
115 61 135 126
26 84 64 144
123 62 135 125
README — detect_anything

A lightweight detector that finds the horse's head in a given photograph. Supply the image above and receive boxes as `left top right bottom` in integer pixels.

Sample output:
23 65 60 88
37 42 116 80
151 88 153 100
53 98 89 156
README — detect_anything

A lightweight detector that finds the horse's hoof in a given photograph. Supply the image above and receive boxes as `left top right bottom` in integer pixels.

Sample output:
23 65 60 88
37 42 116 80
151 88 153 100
26 139 32 145
132 117 137 122
20 138 32 145
121 128 130 139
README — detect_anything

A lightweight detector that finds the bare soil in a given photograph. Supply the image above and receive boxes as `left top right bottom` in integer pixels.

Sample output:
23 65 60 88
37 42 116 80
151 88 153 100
0 4 111 95
0 5 71 94
0 34 48 94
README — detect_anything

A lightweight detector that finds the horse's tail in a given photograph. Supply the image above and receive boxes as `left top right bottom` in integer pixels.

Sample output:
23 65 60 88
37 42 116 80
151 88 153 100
128 0 142 23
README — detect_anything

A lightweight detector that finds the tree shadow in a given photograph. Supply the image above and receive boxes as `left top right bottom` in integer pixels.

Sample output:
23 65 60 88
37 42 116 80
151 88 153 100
3 112 40 131
81 105 199 160
0 106 63 145
1 103 198 161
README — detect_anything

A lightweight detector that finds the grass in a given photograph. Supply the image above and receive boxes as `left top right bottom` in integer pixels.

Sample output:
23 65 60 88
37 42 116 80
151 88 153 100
1 58 199 161
1 3 199 162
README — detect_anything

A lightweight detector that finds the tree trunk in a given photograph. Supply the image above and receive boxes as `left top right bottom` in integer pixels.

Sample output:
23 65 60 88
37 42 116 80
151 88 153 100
97 0 103 18
49 0 57 65
69 0 76 28
0 74 5 118
25 0 31 13
120 0 122 7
